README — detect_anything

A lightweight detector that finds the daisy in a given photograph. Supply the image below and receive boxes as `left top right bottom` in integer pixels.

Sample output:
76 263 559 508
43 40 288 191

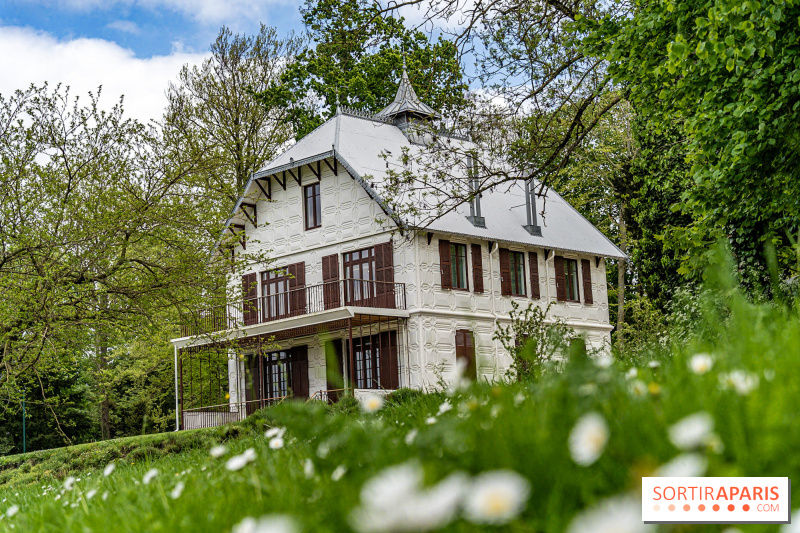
567 496 652 533
447 358 471 395
425 417 437 425
404 429 418 445
170 481 185 500
303 459 315 480
265 427 286 439
437 401 453 415
629 380 648 397
231 514 298 533
656 453 708 477
143 469 159 485
648 360 661 369
568 412 609 466
209 445 227 458
226 449 257 472
359 393 385 413
594 354 614 369
64 476 76 491
668 412 714 450
462 470 531 525
86 489 97 500
625 368 638 379
6 505 19 518
269 437 285 450
689 353 713 375
719 370 759 395
102 492 109 501
332 465 347 481
103 463 116 477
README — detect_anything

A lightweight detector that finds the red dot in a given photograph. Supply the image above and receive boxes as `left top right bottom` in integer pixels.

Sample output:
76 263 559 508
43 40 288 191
668 504 676 511
713 504 720 511
698 504 706 511
728 504 735 511
743 504 750 511
683 504 691 511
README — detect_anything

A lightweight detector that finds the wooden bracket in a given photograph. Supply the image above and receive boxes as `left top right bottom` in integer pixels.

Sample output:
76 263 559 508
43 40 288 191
323 157 338 176
426 232 433 246
240 202 257 225
287 166 301 186
255 178 271 200
276 172 286 190
544 249 551 261
308 160 320 179
595 256 601 268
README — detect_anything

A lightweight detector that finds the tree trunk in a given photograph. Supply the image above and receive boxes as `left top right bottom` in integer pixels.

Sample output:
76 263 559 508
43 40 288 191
616 199 628 349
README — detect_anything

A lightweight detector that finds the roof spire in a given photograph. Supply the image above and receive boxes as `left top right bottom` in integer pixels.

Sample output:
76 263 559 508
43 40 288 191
334 88 342 116
375 59 441 123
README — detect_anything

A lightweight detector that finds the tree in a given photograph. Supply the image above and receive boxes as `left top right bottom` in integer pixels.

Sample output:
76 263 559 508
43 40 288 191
258 0 467 140
0 84 242 444
164 25 304 202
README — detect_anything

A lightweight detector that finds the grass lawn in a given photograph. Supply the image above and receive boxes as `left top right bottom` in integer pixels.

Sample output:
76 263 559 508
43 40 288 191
2 281 800 532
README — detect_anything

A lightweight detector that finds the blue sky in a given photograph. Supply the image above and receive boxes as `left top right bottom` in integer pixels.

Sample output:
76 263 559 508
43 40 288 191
0 1 307 122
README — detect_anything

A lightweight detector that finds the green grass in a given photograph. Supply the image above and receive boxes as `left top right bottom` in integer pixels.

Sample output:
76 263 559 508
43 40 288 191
2 281 800 532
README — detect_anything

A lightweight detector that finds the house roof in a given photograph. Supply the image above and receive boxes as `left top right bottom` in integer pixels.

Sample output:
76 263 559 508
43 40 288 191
228 75 624 260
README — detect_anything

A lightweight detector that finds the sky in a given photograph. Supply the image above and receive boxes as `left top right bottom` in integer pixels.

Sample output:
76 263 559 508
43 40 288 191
0 0 306 123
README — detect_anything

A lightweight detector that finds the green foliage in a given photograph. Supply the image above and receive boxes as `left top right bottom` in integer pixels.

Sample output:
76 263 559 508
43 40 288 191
257 0 467 139
494 301 578 380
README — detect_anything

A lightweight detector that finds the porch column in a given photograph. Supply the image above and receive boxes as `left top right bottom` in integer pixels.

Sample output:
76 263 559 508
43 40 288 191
174 344 180 431
348 318 355 392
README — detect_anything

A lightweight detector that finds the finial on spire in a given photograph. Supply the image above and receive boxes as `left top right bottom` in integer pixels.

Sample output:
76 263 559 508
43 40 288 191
334 89 342 116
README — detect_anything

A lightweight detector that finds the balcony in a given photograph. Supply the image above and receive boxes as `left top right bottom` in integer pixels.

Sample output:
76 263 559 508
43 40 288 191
179 279 407 339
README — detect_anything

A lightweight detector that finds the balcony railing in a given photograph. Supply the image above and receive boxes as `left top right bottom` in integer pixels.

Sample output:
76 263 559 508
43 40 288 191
181 279 406 337
181 397 287 430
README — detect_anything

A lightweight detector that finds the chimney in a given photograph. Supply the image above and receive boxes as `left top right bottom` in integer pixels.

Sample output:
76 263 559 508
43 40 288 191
523 178 542 236
465 155 486 228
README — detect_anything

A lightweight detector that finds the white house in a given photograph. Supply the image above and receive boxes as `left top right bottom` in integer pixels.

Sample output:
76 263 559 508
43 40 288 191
170 70 624 430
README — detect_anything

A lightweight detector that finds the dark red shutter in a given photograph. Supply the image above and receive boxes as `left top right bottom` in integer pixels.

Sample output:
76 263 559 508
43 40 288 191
581 259 593 304
499 248 512 296
455 330 477 380
529 252 540 299
288 262 306 316
375 241 395 308
242 272 258 325
439 239 452 289
554 256 567 302
291 346 309 399
379 331 399 389
322 254 340 309
471 243 484 293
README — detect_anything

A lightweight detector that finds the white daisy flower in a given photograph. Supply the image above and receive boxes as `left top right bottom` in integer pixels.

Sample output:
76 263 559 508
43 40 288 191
404 429 418 445
103 463 116 477
54 494 61 501
63 476 76 491
269 437 285 450
625 368 638 379
6 505 19 518
86 489 97 500
689 353 713 375
719 370 759 395
567 495 652 533
568 412 609 466
462 470 530 525
447 358 472 396
648 360 661 369
656 453 708 477
437 401 453 415
226 449 257 471
170 481 185 500
594 354 614 368
668 412 714 450
359 393 385 413
209 445 227 458
101 492 109 501
265 427 286 439
629 380 648 397
231 514 299 533
332 465 347 481
513 393 526 406
425 417 437 425
142 469 159 485
303 459 315 480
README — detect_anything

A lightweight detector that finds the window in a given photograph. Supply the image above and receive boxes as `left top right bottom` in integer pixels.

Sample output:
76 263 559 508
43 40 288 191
343 247 375 304
262 351 291 398
262 269 290 320
450 243 468 290
564 258 580 302
509 251 526 296
455 330 477 381
350 334 381 389
304 182 321 229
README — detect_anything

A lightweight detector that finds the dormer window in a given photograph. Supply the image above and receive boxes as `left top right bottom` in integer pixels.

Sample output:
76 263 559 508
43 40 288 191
304 183 321 230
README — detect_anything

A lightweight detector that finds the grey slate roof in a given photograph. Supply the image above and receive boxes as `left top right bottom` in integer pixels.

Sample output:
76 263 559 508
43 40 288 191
235 110 624 259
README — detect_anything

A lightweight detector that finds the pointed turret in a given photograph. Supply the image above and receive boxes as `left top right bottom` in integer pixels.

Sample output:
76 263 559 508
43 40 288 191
376 68 441 126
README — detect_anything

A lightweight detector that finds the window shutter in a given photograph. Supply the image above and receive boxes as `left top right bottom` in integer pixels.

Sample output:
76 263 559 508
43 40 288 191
581 259 593 304
242 272 258 325
290 346 309 399
471 243 484 293
554 256 566 302
529 252 540 299
455 329 477 380
375 241 395 308
499 248 512 296
288 262 306 315
322 254 340 309
438 239 452 289
379 331 399 389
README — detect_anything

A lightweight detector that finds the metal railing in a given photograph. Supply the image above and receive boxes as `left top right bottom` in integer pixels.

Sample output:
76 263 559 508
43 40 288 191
307 389 348 404
181 280 406 337
181 397 288 430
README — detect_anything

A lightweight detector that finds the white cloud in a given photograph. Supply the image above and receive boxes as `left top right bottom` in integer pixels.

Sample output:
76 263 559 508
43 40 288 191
28 0 294 25
106 20 141 34
0 26 208 123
